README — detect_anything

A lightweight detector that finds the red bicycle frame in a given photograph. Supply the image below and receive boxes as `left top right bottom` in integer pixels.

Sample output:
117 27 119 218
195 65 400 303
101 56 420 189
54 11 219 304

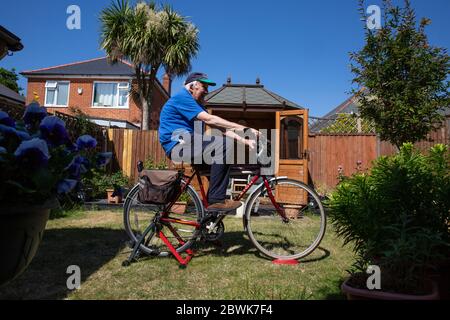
157 170 287 267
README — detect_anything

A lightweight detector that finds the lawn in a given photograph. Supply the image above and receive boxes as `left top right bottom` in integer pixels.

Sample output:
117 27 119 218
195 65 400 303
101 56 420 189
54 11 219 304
0 209 355 300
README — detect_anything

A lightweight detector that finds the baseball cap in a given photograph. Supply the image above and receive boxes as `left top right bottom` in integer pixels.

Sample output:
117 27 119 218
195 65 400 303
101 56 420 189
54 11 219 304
184 72 216 86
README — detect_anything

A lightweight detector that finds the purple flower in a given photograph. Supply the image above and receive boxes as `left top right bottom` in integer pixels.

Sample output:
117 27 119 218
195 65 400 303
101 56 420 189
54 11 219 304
14 138 50 168
0 124 31 142
76 135 97 150
57 179 78 194
39 116 69 146
23 102 47 125
0 111 15 127
65 155 89 179
96 152 112 167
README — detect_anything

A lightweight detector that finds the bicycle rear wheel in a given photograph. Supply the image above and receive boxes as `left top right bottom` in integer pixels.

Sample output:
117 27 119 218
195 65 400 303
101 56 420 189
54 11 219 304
245 178 326 260
123 181 204 256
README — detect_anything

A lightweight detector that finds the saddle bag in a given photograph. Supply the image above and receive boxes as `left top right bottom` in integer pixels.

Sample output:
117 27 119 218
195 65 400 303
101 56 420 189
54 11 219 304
137 169 182 205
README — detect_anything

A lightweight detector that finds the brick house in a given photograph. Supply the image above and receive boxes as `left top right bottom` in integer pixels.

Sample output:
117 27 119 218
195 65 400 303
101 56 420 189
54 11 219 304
21 57 171 129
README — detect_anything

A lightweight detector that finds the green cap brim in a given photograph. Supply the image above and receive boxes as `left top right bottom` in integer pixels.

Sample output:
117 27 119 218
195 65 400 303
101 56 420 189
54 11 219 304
198 78 216 86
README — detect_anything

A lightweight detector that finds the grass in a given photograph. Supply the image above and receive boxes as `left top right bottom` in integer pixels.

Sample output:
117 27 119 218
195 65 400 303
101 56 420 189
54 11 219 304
0 209 355 300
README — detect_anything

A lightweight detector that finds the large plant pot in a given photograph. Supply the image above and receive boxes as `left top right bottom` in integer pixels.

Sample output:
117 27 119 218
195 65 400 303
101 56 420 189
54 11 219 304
341 277 440 300
0 199 55 287
106 188 122 204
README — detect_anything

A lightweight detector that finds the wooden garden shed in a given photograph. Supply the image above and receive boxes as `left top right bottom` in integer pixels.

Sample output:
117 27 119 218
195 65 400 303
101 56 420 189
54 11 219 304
204 78 310 201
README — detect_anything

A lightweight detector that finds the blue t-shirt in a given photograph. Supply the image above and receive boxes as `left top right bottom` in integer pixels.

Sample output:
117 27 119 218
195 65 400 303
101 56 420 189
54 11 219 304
158 88 206 155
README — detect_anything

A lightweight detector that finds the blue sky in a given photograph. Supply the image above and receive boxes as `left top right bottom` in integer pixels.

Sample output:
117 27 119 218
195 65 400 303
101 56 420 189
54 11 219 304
1 0 449 116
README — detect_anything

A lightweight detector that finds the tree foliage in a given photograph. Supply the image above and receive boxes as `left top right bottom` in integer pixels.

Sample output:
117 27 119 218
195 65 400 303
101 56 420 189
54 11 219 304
99 0 199 130
0 67 22 93
350 0 449 148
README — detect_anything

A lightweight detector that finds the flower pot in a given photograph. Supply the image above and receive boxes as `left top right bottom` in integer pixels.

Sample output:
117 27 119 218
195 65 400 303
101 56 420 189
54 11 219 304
0 199 56 287
283 205 302 219
171 201 187 214
106 188 122 204
341 277 440 300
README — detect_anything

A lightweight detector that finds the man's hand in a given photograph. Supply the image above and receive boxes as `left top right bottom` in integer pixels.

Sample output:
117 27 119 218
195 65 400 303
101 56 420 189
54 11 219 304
246 139 257 150
248 128 261 137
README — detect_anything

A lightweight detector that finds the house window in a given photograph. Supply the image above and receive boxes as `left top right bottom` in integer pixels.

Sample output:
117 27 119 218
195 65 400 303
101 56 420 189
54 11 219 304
92 82 129 108
45 81 69 106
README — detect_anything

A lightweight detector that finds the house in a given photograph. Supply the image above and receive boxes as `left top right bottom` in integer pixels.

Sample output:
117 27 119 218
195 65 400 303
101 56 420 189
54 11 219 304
21 57 171 129
310 90 449 135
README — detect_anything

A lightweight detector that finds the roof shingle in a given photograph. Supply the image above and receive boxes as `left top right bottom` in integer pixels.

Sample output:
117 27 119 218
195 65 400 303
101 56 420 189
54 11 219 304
21 57 135 77
206 83 302 109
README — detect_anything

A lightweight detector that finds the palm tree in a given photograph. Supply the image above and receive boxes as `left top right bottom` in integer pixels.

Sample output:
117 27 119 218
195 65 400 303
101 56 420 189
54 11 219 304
100 0 199 130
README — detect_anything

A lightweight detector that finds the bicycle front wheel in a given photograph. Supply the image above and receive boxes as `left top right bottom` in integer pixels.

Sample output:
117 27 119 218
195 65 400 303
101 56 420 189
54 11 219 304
245 178 326 260
123 181 204 256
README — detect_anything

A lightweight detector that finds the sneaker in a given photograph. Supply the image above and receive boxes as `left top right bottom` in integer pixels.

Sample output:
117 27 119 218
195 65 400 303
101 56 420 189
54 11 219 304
207 199 242 212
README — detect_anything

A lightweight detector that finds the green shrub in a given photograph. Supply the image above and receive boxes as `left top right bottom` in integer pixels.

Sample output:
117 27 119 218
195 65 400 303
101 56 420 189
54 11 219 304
327 143 450 294
144 156 169 169
82 169 130 199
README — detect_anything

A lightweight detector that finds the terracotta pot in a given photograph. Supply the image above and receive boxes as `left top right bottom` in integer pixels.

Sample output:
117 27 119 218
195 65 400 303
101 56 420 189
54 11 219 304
341 277 440 300
171 201 187 214
0 199 56 287
283 205 302 219
106 188 122 204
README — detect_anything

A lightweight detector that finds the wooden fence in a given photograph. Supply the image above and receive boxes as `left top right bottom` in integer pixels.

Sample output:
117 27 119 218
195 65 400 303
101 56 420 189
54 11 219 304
308 134 378 189
106 129 169 181
308 118 449 189
105 119 449 187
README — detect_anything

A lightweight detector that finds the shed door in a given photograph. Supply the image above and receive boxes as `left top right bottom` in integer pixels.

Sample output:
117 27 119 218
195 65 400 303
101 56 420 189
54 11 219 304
275 110 309 204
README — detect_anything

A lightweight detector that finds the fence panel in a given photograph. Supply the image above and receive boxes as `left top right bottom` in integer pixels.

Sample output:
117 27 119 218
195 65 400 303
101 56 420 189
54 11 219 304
308 134 378 190
106 129 171 182
107 119 448 189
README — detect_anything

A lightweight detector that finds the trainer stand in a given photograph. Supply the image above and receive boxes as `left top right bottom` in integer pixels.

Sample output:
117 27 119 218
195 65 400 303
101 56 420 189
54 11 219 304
272 259 299 265
122 221 196 268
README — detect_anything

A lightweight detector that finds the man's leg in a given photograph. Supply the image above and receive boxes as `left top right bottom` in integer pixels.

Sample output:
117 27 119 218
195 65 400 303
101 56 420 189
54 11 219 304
199 135 231 204
185 134 241 210
207 159 231 204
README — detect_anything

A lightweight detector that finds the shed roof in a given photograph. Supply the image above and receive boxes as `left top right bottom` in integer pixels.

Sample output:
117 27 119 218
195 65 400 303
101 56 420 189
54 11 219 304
205 80 303 110
0 83 25 104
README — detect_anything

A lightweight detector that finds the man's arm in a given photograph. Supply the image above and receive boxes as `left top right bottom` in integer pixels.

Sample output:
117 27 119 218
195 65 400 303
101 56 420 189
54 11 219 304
197 111 258 149
196 111 246 131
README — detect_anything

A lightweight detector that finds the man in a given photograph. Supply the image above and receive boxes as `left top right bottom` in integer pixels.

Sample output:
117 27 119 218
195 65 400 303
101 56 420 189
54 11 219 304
159 72 258 211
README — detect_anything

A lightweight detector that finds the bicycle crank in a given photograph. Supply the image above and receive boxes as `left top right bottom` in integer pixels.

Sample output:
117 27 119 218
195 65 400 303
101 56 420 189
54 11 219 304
201 220 225 242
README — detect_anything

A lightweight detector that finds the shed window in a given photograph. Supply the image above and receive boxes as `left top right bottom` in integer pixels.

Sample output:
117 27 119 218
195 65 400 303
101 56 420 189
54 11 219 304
280 117 304 159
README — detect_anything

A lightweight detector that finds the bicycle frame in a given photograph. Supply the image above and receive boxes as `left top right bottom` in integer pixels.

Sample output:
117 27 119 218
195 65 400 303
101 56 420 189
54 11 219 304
156 169 288 266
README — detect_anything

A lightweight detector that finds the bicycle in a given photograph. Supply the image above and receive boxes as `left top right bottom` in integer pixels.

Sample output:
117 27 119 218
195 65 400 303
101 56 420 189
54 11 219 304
122 136 326 267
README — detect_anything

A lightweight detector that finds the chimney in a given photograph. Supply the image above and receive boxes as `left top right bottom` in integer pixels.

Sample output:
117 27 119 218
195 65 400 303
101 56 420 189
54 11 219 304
162 73 172 96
